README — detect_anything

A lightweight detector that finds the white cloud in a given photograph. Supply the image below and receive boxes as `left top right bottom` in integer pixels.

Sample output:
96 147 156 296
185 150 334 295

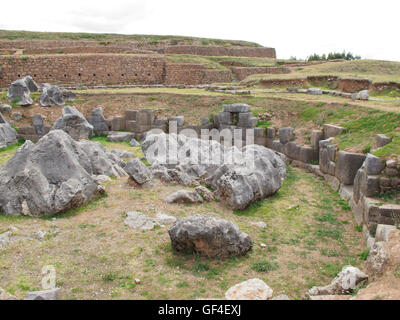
0 0 399 61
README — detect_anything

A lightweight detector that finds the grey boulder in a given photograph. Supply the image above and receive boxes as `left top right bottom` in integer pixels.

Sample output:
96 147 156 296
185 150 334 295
125 158 153 185
308 266 367 295
7 79 33 106
107 131 135 142
0 130 125 216
142 132 286 210
0 113 17 149
39 84 66 107
168 214 252 258
165 190 203 204
86 107 109 135
52 106 94 140
0 104 12 114
23 75 39 92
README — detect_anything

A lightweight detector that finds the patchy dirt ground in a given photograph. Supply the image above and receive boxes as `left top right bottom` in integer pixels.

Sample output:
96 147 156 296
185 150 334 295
0 138 366 300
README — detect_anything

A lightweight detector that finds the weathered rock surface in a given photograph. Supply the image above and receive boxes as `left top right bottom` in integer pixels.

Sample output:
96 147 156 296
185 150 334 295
111 149 135 159
271 294 291 300
168 214 252 258
194 186 215 202
225 278 273 300
24 288 60 300
52 106 94 140
308 266 368 295
142 132 286 210
107 131 135 142
23 75 39 92
0 130 125 216
7 79 33 106
130 138 140 146
86 107 109 135
125 158 153 185
363 153 385 175
155 212 176 225
124 211 155 230
0 113 17 149
0 231 11 249
367 242 389 277
165 189 203 204
376 134 392 148
0 288 17 300
0 104 12 114
39 84 72 107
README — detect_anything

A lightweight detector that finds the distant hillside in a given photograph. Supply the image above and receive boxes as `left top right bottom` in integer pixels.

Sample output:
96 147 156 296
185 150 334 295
0 29 262 47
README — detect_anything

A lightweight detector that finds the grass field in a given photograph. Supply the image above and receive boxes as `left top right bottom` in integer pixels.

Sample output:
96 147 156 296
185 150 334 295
244 59 400 84
0 29 261 47
0 159 365 300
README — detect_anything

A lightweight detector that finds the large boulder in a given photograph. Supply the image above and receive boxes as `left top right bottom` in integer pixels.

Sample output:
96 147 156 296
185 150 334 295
124 158 153 185
168 214 252 258
0 130 125 216
23 75 39 92
142 132 286 210
39 84 74 107
52 106 94 140
0 112 17 149
86 108 109 135
7 79 33 106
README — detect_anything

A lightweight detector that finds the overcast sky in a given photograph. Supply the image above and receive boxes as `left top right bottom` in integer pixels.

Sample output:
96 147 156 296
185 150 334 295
1 0 399 61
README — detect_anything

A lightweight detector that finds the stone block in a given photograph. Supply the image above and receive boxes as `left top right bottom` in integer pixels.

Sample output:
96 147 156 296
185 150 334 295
266 127 275 139
271 140 284 153
111 116 126 131
222 103 251 113
137 110 155 126
238 112 258 128
335 151 366 185
218 112 232 125
125 109 137 121
376 134 392 148
323 124 345 138
375 224 396 242
363 154 385 175
279 127 293 144
311 130 324 150
299 146 318 163
284 142 300 159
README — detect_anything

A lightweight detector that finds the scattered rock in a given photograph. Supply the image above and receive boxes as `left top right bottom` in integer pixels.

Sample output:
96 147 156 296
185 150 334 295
124 211 155 230
142 132 286 210
52 106 94 140
0 113 17 149
11 112 22 121
351 90 369 100
86 107 109 135
0 130 124 216
225 278 273 300
155 212 176 225
95 175 112 183
129 138 140 146
168 214 252 258
39 84 67 106
0 104 12 114
23 75 39 92
0 288 17 300
125 158 153 185
0 231 11 249
34 230 47 240
250 221 266 229
308 266 368 295
107 131 135 142
7 79 33 106
194 186 215 202
111 149 135 159
165 190 203 204
24 288 60 300
308 295 351 300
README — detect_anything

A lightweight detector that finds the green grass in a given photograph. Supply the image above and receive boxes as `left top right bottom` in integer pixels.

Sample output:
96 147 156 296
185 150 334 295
244 59 400 84
0 140 25 165
0 30 261 47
